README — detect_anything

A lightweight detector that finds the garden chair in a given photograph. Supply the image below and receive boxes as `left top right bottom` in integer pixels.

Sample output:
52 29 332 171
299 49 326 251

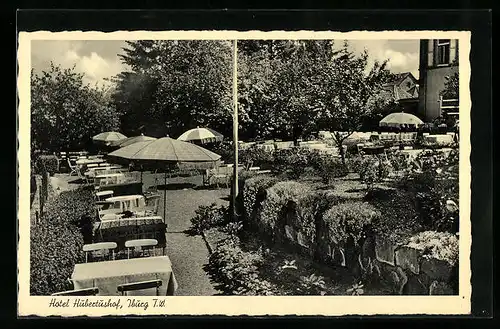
95 190 114 201
51 287 99 296
67 159 82 177
125 239 158 259
117 279 162 296
144 194 161 216
83 242 117 263
203 168 217 186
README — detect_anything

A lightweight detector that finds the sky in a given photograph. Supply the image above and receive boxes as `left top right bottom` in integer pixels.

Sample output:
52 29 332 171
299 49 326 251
31 39 420 87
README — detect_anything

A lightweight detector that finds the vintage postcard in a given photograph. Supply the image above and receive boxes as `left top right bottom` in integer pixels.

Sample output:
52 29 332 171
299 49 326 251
17 30 471 316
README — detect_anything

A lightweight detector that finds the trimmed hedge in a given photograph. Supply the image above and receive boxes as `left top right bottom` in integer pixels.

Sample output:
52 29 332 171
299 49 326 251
242 175 279 225
321 202 380 248
258 181 311 239
30 188 97 295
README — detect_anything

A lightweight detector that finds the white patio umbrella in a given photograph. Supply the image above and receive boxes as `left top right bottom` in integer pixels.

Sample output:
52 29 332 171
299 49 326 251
106 137 221 223
177 127 224 144
379 113 424 128
92 131 127 146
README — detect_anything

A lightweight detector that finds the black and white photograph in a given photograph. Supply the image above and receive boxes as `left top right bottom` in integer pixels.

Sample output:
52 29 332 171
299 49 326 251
17 30 471 316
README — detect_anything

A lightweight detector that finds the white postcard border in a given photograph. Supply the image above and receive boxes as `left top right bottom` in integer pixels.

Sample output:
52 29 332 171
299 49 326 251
18 30 472 316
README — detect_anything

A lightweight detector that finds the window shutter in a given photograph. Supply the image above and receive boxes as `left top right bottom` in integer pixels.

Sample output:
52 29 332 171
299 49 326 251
427 40 434 66
450 39 458 64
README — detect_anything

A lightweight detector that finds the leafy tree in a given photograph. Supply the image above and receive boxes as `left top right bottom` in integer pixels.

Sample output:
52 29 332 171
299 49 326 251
113 40 233 138
311 42 394 164
31 63 119 152
238 40 336 140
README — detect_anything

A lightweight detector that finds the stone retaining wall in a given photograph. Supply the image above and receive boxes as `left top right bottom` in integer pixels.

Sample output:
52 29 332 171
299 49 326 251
280 223 457 295
243 180 458 295
369 237 457 295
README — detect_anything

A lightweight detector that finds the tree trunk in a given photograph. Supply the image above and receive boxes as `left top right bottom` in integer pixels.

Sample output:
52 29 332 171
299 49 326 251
339 142 346 166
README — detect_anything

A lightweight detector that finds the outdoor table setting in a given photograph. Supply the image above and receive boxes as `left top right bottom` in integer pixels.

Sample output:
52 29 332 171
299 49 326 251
97 194 152 220
93 216 167 252
94 173 127 186
85 166 125 178
76 158 106 165
71 256 178 296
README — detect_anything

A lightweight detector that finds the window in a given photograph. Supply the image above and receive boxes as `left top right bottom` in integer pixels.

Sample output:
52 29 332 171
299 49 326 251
437 39 451 65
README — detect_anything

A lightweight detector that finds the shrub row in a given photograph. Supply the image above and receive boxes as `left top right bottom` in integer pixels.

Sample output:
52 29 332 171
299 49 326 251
242 178 380 268
30 188 96 295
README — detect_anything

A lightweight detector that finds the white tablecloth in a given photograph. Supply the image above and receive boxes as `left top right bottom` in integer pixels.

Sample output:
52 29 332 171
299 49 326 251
72 256 178 296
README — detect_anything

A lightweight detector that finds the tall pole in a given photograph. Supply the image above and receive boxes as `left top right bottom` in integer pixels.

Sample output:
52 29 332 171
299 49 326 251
163 172 167 225
232 39 239 220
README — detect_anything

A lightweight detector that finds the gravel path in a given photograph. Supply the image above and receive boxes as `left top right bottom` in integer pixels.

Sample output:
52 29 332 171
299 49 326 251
142 173 229 296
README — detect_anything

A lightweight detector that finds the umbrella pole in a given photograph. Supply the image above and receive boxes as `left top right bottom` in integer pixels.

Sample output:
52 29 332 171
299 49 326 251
163 171 167 225
232 39 239 221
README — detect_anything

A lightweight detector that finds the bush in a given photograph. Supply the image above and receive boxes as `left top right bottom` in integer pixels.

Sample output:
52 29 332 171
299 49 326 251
366 188 421 244
207 141 234 163
402 149 459 233
258 181 312 240
206 241 278 295
387 151 412 176
322 202 380 248
189 203 228 235
273 148 311 179
356 156 391 190
242 175 279 224
309 152 348 184
239 146 274 169
35 155 60 175
299 273 327 295
346 154 364 174
30 187 95 295
406 231 459 266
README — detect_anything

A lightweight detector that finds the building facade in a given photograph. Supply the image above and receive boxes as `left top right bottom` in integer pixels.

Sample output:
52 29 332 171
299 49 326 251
418 39 459 122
